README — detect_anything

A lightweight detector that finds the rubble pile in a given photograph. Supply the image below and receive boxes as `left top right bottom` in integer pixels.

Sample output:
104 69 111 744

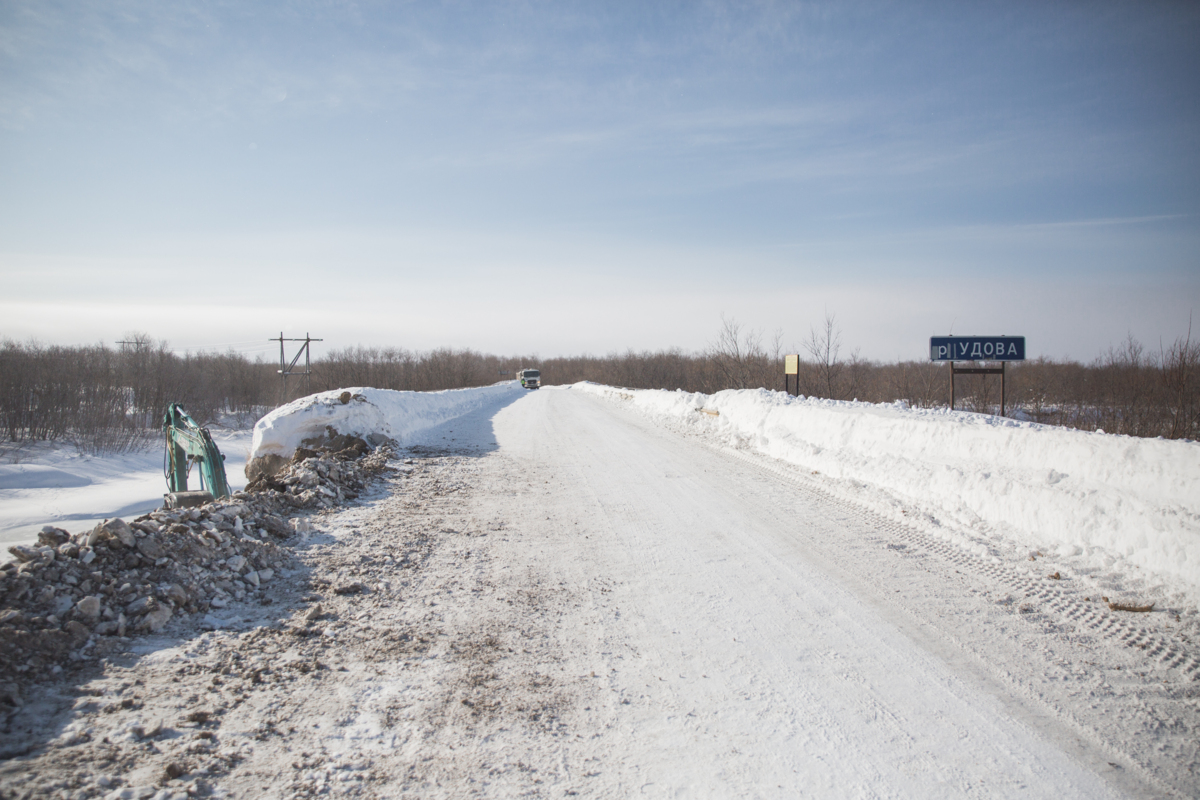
0 436 395 711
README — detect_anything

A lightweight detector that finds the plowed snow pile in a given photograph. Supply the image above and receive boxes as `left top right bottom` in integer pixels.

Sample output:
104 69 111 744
249 384 522 466
574 383 1200 600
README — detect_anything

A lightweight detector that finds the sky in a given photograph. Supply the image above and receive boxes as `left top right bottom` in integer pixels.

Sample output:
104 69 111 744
1 0 1198 363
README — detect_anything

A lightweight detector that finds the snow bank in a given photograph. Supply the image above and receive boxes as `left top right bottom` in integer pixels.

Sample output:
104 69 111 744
250 383 524 463
575 383 1200 593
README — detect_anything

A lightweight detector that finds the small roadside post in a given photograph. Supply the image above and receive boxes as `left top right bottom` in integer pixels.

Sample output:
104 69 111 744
784 354 800 396
929 336 1025 417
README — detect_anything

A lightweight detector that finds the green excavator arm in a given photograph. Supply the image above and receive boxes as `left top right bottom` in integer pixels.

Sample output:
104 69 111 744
163 403 230 508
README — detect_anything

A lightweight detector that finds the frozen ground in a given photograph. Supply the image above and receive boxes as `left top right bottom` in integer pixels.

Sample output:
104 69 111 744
1 385 1198 798
0 428 252 550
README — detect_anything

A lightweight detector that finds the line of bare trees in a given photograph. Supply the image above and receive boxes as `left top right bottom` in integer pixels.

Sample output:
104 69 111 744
313 346 538 395
0 336 539 452
2 319 1197 452
536 315 870 400
537 315 1199 441
0 335 278 453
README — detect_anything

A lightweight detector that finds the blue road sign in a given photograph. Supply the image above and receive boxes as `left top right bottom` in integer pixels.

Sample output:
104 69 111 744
930 336 1025 362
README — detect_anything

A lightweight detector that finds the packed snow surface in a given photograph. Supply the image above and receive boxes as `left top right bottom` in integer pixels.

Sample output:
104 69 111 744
574 383 1200 599
250 383 524 462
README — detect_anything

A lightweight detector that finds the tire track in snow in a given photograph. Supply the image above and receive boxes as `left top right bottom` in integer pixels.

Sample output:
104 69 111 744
713 442 1200 683
523 390 1153 797
580 388 1198 797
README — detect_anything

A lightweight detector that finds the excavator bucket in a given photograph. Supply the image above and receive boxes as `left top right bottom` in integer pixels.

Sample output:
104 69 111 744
163 403 231 508
164 490 215 509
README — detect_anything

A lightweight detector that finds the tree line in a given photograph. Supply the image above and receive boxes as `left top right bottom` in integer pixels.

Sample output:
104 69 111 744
0 335 271 453
1 319 1196 452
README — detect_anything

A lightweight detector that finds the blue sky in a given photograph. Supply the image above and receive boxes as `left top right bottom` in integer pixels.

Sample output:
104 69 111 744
1 1 1197 362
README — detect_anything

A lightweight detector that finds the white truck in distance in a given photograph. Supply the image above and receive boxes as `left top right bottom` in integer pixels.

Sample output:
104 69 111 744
518 368 541 390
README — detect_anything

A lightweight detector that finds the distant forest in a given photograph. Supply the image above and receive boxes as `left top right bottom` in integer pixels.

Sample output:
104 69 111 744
2 318 1197 452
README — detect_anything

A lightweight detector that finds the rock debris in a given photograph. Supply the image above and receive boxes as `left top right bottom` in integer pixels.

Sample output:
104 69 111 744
0 438 394 713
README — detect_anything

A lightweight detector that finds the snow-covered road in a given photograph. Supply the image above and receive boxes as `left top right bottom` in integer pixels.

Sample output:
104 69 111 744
3 386 1196 798
485 387 1194 797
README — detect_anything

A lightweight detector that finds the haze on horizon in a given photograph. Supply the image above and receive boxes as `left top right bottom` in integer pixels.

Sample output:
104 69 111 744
1 1 1197 364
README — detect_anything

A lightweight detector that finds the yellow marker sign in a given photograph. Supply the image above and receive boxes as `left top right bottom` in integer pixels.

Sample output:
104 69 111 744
784 354 799 375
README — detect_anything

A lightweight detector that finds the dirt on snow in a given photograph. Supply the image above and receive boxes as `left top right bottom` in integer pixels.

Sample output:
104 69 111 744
0 444 599 800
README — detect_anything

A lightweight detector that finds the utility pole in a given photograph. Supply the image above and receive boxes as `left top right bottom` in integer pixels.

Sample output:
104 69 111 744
270 332 323 405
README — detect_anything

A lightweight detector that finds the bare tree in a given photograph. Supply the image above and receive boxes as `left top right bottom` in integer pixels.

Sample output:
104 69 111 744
844 347 867 401
707 315 767 390
1160 317 1200 440
804 312 844 399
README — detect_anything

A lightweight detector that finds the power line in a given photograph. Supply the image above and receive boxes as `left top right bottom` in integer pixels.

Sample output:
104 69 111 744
270 332 323 404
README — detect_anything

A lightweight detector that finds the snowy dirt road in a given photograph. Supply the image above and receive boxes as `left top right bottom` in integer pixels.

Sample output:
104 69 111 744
3 387 1198 799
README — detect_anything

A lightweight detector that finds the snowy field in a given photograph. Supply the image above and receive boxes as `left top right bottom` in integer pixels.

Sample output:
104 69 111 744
0 428 253 550
0 384 525 551
2 382 1198 798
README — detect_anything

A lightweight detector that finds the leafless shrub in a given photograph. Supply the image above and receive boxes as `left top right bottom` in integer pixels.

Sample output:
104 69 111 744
1159 319 1199 440
312 346 519 394
802 312 844 399
882 360 943 408
707 316 773 391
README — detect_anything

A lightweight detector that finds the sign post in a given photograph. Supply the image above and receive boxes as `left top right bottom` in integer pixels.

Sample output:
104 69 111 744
929 336 1025 417
784 355 800 396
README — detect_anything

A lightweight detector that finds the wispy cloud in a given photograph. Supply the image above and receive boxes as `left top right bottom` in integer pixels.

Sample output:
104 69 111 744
1016 214 1191 230
1 1 1197 357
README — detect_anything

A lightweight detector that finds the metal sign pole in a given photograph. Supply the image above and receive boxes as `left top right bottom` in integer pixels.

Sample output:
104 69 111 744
932 336 1024 418
784 354 799 397
950 363 955 411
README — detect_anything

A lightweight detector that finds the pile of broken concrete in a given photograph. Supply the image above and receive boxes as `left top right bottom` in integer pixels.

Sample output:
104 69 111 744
0 436 394 711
